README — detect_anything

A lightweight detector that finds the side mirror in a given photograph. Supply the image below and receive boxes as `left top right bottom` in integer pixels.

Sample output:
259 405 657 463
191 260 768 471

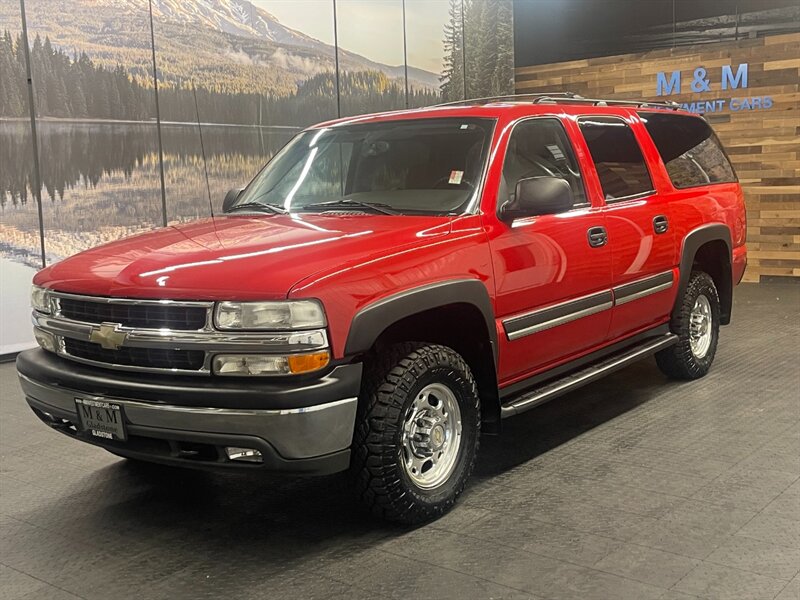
222 188 243 212
501 176 574 221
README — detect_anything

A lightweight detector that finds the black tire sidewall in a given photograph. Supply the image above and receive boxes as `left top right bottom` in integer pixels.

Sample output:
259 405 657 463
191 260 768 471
679 273 721 374
393 362 479 507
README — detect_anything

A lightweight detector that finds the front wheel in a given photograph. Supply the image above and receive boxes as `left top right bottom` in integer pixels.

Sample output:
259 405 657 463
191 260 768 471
351 343 480 524
656 271 720 380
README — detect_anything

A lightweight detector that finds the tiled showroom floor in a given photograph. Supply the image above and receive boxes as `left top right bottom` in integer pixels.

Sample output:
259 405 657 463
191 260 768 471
1 283 798 600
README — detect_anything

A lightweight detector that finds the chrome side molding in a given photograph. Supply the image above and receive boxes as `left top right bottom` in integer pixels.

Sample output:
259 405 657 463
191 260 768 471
502 271 674 341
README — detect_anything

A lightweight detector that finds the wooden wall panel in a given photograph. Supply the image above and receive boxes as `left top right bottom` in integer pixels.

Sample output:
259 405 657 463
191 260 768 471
516 33 800 282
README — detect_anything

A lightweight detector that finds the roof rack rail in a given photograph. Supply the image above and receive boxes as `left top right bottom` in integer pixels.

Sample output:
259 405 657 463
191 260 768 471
532 95 682 110
433 92 582 107
431 92 681 111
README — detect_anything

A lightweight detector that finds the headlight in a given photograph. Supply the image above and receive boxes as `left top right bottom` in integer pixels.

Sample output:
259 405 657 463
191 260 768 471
214 300 326 330
31 286 51 313
212 351 330 376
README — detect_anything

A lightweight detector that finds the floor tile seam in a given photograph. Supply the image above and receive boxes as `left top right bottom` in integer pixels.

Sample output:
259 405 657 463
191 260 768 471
732 529 800 552
535 464 703 501
687 418 800 534
701 553 800 582
0 511 116 557
771 578 799 600
0 561 88 600
373 546 546 598
425 514 709 577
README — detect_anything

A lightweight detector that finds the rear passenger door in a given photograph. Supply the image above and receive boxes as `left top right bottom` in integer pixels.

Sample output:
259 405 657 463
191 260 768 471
577 115 676 340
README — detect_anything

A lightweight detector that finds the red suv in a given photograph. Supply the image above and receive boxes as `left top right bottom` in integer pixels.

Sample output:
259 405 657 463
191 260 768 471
18 94 747 523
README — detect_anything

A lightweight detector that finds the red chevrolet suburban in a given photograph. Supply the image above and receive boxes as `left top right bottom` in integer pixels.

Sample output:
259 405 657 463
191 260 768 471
18 94 747 523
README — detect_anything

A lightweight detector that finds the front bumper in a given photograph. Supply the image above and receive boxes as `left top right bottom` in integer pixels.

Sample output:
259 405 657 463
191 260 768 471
16 349 362 474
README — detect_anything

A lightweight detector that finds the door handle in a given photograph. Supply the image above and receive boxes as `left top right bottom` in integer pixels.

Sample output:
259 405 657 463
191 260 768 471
587 226 608 248
653 215 669 234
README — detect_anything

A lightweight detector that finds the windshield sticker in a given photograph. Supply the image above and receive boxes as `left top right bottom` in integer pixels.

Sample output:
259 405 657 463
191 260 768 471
449 170 464 185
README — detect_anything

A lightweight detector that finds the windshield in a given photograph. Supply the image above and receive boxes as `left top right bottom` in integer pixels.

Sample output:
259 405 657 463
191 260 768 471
231 117 494 216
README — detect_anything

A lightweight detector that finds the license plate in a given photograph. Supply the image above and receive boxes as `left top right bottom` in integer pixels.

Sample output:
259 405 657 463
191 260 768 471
75 398 127 441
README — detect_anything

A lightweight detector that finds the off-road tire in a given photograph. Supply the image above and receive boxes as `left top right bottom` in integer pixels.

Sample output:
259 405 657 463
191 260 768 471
351 342 480 524
656 271 720 380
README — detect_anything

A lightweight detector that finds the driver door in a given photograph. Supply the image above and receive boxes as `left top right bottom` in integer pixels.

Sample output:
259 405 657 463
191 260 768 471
489 117 613 386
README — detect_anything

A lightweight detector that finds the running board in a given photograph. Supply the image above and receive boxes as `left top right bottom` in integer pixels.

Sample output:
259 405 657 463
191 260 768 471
500 334 678 418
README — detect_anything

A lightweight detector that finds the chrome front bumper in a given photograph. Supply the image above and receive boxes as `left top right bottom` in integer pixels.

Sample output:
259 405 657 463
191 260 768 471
18 367 359 474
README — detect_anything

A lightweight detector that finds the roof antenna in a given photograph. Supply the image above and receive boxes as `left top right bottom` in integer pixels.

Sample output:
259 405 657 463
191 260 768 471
191 79 214 219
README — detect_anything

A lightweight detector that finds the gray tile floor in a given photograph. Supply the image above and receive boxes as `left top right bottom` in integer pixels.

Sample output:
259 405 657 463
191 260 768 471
1 282 798 600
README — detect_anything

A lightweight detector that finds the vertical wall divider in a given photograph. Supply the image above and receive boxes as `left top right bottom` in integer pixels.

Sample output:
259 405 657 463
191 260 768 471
402 0 409 108
18 0 46 269
148 0 168 227
460 0 467 100
332 0 342 118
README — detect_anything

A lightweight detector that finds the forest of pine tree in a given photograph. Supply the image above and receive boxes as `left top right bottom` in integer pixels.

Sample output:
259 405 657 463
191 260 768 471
440 0 515 102
0 31 439 126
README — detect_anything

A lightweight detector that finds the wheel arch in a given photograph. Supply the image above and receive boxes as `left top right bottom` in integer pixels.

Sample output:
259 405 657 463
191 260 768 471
344 279 501 432
675 224 733 325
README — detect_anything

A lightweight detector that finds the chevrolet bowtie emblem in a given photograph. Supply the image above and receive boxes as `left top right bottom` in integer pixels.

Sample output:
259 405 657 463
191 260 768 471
89 323 128 350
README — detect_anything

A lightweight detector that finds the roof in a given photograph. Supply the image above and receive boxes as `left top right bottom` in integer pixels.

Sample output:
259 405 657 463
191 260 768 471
312 93 687 129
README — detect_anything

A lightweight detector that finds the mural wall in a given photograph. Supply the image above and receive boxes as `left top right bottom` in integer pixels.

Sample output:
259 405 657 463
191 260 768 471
0 0 515 354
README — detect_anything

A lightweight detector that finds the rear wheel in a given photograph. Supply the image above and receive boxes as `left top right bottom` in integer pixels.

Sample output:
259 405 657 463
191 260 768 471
351 343 480 524
656 271 720 380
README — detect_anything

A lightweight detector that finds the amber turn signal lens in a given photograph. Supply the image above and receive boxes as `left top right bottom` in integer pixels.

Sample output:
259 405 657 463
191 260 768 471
288 351 330 374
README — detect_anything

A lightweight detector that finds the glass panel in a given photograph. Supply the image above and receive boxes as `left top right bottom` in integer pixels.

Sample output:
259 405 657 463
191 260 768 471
578 117 654 200
336 0 406 117
152 1 335 222
463 0 514 97
639 112 737 189
501 119 587 207
0 6 41 353
22 0 163 262
405 0 463 106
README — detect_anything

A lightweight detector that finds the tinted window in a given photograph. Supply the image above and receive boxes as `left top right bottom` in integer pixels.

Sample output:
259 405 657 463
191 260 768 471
639 112 737 188
501 119 586 208
578 117 654 200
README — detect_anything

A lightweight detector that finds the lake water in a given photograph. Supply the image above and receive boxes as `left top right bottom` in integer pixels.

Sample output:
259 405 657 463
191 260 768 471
0 120 295 352
1 120 295 262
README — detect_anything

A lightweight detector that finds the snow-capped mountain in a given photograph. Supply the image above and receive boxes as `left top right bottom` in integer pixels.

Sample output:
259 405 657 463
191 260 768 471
148 0 327 51
26 0 440 92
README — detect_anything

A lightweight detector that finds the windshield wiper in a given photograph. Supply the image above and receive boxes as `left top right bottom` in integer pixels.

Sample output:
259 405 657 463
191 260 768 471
300 199 399 216
226 202 287 215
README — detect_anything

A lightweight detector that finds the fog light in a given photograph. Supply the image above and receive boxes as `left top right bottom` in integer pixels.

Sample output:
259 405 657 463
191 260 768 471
213 354 290 375
34 328 57 352
225 447 263 463
213 351 330 376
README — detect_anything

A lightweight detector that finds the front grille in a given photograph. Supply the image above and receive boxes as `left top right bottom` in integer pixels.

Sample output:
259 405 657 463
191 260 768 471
59 298 207 330
64 338 205 371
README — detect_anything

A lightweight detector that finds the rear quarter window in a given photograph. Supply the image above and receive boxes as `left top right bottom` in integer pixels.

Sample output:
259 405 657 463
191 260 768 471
638 112 737 189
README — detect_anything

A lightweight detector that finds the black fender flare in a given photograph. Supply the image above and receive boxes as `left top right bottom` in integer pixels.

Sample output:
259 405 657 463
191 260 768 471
675 223 733 324
344 279 498 366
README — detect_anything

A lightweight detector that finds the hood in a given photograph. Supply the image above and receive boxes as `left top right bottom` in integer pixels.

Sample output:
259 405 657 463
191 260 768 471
36 214 452 300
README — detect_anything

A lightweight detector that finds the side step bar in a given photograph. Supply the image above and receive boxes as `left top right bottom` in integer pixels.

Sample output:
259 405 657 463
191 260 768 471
500 333 678 418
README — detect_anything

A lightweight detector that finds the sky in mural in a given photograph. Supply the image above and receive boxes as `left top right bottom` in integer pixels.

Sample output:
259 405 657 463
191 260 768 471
257 0 450 73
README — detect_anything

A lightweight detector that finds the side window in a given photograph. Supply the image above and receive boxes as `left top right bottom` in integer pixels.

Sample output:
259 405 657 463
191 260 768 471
639 112 737 188
578 117 654 201
501 119 587 208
